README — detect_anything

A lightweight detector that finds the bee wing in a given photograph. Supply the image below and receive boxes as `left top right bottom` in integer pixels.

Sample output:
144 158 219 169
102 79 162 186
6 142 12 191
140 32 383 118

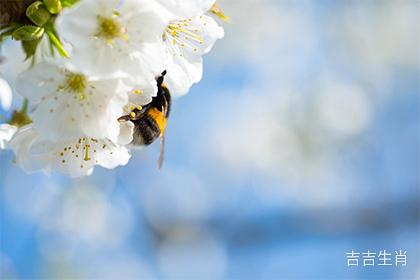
158 104 168 169
158 133 165 169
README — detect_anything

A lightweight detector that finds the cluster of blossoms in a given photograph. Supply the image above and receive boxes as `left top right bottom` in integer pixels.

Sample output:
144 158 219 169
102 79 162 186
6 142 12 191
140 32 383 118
0 0 226 177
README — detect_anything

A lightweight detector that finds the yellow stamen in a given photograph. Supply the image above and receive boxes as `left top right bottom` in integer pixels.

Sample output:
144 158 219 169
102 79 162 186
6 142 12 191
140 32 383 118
210 4 230 22
132 89 143 95
167 23 203 43
84 144 91 161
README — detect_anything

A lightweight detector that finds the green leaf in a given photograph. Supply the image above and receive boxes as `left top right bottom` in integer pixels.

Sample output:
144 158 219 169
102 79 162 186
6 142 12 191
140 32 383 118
26 1 51 27
44 0 62 14
12 25 44 41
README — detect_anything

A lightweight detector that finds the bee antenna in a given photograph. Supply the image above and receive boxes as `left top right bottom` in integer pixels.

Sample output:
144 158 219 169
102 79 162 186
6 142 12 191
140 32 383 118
161 70 167 76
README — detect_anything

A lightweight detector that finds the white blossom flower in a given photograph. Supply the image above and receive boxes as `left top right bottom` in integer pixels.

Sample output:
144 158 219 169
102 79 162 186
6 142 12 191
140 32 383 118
56 0 166 82
15 62 129 143
158 3 224 96
164 15 224 95
125 75 158 108
0 124 17 149
0 0 226 177
9 122 133 177
0 77 12 111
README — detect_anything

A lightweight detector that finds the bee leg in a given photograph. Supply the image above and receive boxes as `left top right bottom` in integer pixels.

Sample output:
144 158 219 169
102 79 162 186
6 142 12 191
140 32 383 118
118 115 131 122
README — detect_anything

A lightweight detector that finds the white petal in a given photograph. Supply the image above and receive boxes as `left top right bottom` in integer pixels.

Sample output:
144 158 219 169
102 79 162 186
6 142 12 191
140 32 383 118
163 14 223 95
156 0 215 19
0 124 17 149
15 62 65 104
117 121 134 145
126 75 158 106
0 78 12 110
8 125 51 172
165 57 203 96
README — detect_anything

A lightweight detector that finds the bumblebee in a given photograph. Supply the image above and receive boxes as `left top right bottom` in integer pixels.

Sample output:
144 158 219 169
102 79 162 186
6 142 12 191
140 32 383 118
118 70 171 168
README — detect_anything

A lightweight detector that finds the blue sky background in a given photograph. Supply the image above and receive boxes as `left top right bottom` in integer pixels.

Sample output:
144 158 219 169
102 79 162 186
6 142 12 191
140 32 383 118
0 0 419 279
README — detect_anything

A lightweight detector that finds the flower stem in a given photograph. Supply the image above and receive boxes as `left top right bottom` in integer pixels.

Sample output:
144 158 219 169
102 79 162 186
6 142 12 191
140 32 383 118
21 98 28 113
45 29 69 58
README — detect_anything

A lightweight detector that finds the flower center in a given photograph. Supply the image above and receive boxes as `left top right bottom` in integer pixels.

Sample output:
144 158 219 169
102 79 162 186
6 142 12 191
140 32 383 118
96 15 126 42
165 20 203 53
66 73 87 93
58 72 88 101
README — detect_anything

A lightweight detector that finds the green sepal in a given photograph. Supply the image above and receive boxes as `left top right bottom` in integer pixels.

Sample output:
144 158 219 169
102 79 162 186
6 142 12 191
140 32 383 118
8 110 32 127
12 25 44 41
43 0 62 14
26 1 51 26
45 26 69 57
61 0 80 8
22 38 42 59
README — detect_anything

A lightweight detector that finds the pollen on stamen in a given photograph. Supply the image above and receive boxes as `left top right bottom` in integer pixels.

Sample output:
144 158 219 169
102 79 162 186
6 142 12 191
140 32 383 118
59 72 88 101
95 15 127 43
132 89 143 95
84 144 91 161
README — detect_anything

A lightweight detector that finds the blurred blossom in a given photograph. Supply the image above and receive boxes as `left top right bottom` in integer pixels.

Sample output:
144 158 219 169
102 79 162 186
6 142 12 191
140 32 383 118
142 168 212 231
327 0 419 88
75 254 154 280
203 85 364 208
157 227 227 279
37 183 134 252
0 253 17 279
214 0 317 75
3 168 62 223
316 76 372 136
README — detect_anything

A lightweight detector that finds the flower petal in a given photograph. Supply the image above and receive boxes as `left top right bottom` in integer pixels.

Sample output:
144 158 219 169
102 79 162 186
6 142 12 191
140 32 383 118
156 0 215 19
0 78 12 110
0 124 17 149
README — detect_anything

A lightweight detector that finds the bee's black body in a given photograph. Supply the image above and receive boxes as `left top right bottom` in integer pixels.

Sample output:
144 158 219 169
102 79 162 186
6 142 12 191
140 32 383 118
119 71 171 147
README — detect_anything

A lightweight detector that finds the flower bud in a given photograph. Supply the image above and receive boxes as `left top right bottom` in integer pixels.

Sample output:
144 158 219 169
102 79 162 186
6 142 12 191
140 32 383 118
12 25 44 41
26 1 51 26
43 0 62 14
